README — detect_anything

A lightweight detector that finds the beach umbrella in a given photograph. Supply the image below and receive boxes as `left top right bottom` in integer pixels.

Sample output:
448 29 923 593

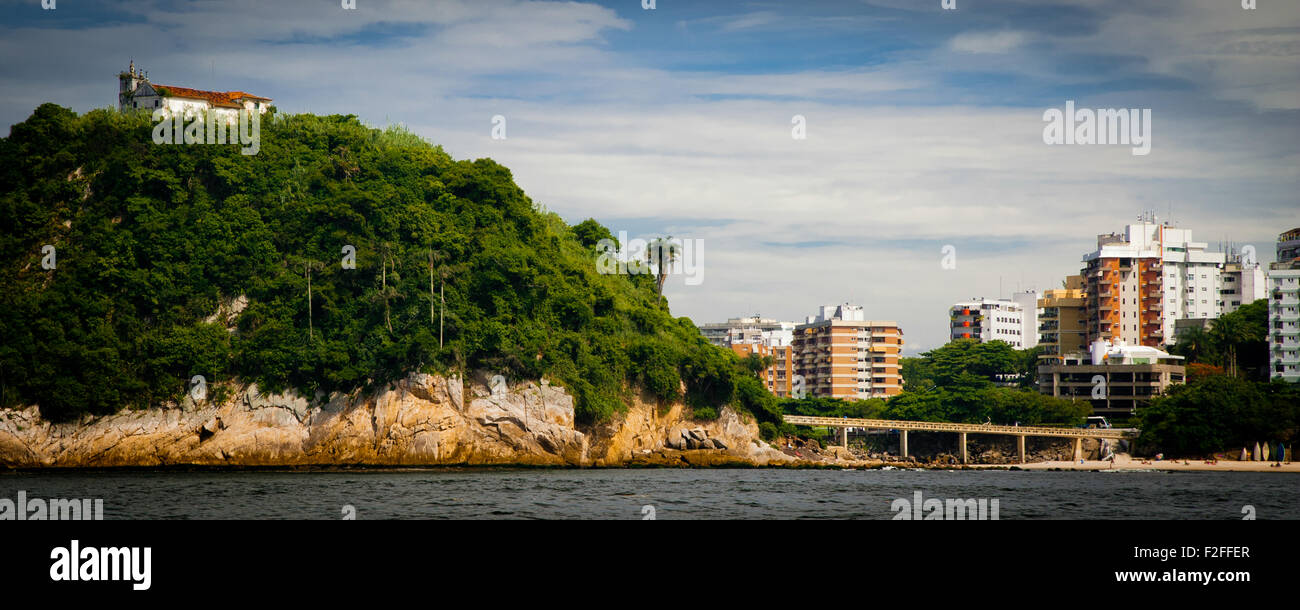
1263 443 1271 461
1240 447 1248 461
1253 442 1261 461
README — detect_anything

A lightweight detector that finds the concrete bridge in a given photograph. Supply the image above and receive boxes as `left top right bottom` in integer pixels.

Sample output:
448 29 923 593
782 415 1135 464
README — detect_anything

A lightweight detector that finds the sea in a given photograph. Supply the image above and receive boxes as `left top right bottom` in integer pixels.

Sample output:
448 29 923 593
3 468 1297 519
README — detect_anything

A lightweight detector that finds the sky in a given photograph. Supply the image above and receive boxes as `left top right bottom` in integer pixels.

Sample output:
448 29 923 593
2 0 1297 354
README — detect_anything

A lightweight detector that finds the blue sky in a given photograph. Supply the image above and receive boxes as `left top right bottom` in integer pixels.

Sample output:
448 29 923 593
2 0 1297 353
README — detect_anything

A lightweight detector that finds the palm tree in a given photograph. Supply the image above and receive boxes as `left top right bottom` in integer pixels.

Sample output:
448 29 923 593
645 236 680 296
1172 326 1211 364
1211 316 1250 378
375 242 400 334
291 255 323 340
742 353 774 378
428 248 466 349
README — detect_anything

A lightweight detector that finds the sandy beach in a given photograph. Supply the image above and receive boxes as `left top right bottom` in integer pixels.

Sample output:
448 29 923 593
976 453 1300 473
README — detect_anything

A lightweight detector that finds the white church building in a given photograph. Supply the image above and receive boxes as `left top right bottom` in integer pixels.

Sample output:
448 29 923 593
118 61 272 121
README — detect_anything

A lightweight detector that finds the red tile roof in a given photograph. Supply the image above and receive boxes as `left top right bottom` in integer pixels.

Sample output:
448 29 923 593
152 84 271 108
226 91 272 101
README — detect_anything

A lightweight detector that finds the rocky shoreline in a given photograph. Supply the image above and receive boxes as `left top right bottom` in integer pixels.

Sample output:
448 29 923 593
0 372 796 469
9 374 1263 472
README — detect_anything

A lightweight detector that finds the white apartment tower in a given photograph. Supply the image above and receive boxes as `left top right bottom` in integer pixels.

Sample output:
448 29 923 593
950 298 1026 348
1012 290 1040 349
1268 228 1300 383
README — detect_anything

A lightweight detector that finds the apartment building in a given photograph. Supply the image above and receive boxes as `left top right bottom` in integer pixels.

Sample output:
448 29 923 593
950 298 1026 347
698 316 798 395
698 316 794 347
1221 254 1267 314
1038 339 1186 416
1268 228 1300 383
1082 215 1229 348
1012 290 1040 349
792 304 904 400
1037 275 1087 362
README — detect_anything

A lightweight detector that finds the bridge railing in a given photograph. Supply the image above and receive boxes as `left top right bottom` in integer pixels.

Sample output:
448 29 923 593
781 415 1133 439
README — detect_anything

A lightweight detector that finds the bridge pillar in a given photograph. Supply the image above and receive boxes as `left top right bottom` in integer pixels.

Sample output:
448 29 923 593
841 426 848 449
900 430 908 459
1073 437 1082 461
959 432 968 464
1017 435 1026 464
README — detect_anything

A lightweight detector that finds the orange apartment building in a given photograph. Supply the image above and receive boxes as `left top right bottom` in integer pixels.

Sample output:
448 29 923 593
792 305 904 400
1082 217 1231 349
1082 255 1164 347
730 343 795 397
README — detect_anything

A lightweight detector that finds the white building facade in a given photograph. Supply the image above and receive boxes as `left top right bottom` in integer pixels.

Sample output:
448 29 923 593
1012 290 1040 349
950 298 1026 347
1268 228 1300 383
118 61 272 122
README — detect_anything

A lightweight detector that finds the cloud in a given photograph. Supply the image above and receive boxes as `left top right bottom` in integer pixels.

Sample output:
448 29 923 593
949 31 1028 54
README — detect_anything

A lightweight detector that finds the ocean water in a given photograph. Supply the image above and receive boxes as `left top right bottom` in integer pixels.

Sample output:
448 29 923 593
1 468 1296 520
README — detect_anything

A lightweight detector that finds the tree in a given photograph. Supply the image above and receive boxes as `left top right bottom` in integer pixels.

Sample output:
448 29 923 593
1138 375 1300 456
1169 326 1213 365
1211 314 1249 378
740 352 773 378
646 236 679 296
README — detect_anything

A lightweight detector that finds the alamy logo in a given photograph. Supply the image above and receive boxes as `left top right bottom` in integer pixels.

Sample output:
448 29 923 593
891 491 1000 520
0 491 103 520
50 540 151 591
595 232 704 286
1042 100 1151 156
152 108 261 155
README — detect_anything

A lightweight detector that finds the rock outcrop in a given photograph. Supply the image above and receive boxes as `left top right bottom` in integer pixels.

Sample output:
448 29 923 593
0 372 792 468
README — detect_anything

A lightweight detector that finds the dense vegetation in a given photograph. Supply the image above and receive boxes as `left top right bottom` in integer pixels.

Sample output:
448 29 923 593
1166 299 1270 380
0 104 763 425
1137 375 1300 456
1140 299 1300 455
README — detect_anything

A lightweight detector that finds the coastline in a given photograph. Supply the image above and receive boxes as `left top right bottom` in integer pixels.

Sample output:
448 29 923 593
969 454 1300 473
3 455 1297 472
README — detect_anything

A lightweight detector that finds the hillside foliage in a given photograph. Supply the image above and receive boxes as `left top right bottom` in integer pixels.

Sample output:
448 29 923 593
0 104 755 425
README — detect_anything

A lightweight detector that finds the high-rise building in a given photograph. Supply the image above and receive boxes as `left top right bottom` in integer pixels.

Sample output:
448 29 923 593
1221 255 1267 313
1012 290 1040 349
698 316 797 395
1267 228 1300 383
949 298 1026 347
792 305 904 400
1082 215 1230 348
1037 275 1087 362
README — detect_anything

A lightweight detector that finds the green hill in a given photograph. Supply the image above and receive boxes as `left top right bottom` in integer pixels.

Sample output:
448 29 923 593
0 104 776 426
